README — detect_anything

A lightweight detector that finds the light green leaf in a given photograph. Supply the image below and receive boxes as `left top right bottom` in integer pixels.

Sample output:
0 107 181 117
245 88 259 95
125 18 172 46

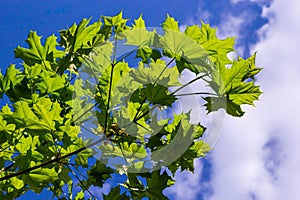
0 116 15 133
204 96 244 117
10 177 24 190
85 41 114 73
131 59 180 86
207 55 262 116
103 11 127 27
99 61 131 105
162 14 179 31
36 71 66 95
15 135 32 153
14 31 63 71
1 65 25 93
27 167 58 183
12 98 63 131
136 47 162 63
60 18 102 52
160 27 209 71
190 140 211 157
229 83 262 105
57 18 103 74
74 191 84 200
184 22 235 65
184 25 203 41
13 101 38 126
122 15 154 48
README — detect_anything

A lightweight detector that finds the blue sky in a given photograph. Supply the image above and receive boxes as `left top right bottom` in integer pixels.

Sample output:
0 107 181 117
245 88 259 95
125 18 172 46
0 0 267 68
3 0 300 199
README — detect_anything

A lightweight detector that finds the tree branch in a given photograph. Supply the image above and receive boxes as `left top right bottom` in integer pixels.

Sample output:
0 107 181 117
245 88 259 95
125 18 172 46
0 136 107 182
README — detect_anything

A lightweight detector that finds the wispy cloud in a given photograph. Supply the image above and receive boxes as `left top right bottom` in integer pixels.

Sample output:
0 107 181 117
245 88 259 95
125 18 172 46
165 159 213 200
216 13 248 56
208 0 300 199
170 0 300 199
183 1 211 25
231 0 272 6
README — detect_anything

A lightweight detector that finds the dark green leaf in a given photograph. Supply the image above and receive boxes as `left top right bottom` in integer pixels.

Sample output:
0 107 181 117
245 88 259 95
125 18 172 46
103 186 130 200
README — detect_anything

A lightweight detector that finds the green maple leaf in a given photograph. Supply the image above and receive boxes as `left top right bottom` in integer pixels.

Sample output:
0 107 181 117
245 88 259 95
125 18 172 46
0 115 15 133
12 101 38 127
15 135 32 153
57 18 103 74
14 31 64 71
59 18 102 52
131 59 181 86
74 191 85 200
25 167 59 185
103 11 128 28
229 82 261 105
11 98 62 132
0 65 25 93
102 11 129 36
121 15 161 63
185 22 235 65
36 71 67 96
86 161 114 188
162 14 180 31
160 16 210 73
136 47 162 63
32 98 63 128
130 171 174 200
122 15 155 48
141 84 176 106
10 177 24 190
206 55 262 117
84 41 114 73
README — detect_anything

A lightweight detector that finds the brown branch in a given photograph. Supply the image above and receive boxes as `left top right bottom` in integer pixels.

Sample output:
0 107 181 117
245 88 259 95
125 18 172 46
0 162 15 173
0 136 107 182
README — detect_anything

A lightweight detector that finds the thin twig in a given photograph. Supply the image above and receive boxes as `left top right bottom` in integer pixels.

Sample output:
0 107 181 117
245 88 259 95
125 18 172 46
48 183 62 200
175 92 218 97
171 72 210 95
66 164 96 200
131 58 175 126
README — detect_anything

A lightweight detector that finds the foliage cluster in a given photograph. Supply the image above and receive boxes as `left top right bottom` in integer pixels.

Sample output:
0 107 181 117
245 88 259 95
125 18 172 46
0 12 261 199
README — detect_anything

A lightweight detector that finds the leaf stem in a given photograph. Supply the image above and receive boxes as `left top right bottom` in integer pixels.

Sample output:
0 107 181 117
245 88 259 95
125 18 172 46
175 92 218 97
171 72 210 95
131 58 175 124
104 34 118 134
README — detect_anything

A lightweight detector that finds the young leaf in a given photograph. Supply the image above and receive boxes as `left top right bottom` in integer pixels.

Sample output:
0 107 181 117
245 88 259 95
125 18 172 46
14 32 63 71
194 22 235 65
131 59 180 86
26 167 59 183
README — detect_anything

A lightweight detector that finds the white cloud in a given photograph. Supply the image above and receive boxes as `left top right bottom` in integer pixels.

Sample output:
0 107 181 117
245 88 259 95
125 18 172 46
231 0 244 3
216 13 249 56
170 0 300 199
183 1 211 25
231 0 270 5
217 14 245 39
207 0 300 199
164 160 207 200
